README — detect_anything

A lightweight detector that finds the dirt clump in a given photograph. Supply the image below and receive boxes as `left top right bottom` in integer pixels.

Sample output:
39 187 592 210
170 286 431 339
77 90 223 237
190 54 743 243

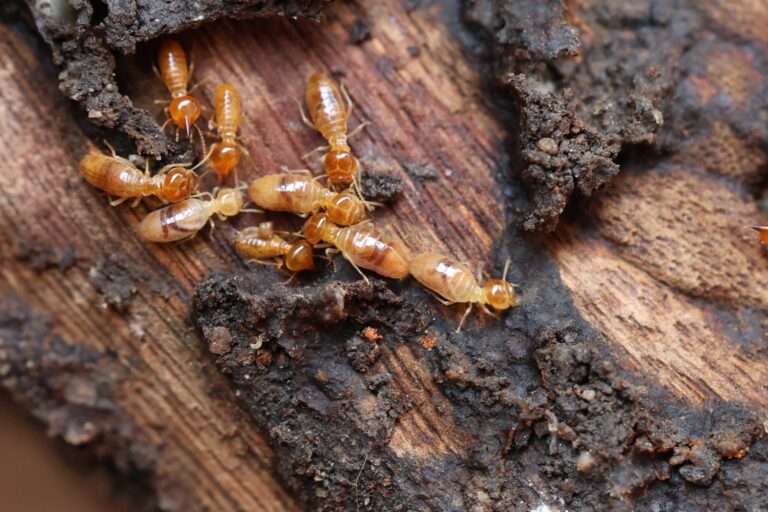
465 0 692 231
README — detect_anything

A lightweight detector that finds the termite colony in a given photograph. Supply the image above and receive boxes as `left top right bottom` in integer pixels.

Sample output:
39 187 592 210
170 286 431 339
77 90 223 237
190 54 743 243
78 39 519 331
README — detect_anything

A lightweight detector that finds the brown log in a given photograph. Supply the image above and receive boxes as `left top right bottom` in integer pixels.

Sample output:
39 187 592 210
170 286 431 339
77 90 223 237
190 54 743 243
1 0 767 510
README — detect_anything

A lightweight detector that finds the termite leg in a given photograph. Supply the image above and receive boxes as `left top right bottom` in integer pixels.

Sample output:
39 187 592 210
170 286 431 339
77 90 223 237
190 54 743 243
246 258 281 267
301 144 329 161
109 196 129 207
427 290 455 306
342 253 369 283
280 165 313 175
456 303 473 333
294 98 315 129
187 76 211 94
340 80 354 117
479 303 499 319
348 120 371 140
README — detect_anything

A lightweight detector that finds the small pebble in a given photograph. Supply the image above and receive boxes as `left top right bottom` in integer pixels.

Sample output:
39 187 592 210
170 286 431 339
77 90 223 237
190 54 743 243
537 137 559 155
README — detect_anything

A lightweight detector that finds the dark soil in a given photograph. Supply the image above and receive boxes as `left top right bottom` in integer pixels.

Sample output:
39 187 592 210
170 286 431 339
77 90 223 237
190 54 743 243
24 0 331 158
195 261 765 510
465 0 698 231
0 294 162 512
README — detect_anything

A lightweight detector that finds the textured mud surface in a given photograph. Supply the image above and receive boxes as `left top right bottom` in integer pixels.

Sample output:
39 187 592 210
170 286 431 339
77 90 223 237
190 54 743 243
25 0 331 158
463 0 765 231
195 264 765 510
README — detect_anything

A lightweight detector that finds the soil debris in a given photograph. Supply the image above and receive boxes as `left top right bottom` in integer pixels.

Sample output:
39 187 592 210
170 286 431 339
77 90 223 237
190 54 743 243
465 0 691 231
25 0 333 158
12 238 76 271
360 169 402 203
195 271 765 510
195 275 427 509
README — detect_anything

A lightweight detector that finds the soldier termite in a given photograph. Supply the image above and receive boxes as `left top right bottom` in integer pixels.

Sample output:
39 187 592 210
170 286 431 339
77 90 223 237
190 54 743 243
247 173 368 226
409 253 517 332
302 213 409 280
79 147 199 206
301 73 368 190
210 83 246 183
157 40 205 147
235 221 316 272
137 187 247 243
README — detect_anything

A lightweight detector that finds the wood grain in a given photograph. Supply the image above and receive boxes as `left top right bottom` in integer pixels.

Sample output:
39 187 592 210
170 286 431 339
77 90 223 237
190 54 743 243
1 0 766 509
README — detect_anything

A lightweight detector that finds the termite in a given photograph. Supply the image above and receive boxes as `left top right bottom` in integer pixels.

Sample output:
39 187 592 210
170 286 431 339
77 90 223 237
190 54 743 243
409 253 517 332
137 187 245 243
302 73 367 189
752 226 768 246
157 40 203 143
235 221 315 272
79 147 198 206
248 173 367 225
303 213 409 280
210 83 244 183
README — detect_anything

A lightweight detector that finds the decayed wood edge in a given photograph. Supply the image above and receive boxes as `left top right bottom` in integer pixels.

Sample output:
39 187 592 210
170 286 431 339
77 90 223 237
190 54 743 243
0 0 767 510
0 1 507 509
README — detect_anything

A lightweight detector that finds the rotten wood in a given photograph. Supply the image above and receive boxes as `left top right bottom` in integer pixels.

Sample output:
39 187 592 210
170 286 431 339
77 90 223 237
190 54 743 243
1 0 767 510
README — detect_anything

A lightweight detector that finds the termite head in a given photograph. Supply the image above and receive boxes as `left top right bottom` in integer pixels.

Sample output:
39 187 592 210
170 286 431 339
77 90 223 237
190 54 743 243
256 221 274 239
304 213 330 244
215 187 244 217
210 143 240 182
169 96 202 136
326 192 366 225
481 280 516 311
161 167 198 202
323 150 360 186
285 242 316 272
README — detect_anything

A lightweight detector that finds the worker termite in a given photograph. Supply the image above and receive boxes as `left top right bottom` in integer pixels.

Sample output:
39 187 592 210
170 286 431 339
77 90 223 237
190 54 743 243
157 39 204 144
137 187 246 243
235 222 316 272
409 253 517 332
210 83 245 183
303 213 409 280
248 173 368 225
752 226 768 246
302 73 367 189
79 148 199 206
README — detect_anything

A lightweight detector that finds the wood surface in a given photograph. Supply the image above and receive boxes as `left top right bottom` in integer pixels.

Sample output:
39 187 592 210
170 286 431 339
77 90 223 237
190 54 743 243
0 0 766 510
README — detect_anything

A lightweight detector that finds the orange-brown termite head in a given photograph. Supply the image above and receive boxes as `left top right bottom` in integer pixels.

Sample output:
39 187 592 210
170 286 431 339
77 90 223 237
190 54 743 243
210 144 240 182
324 150 360 187
284 241 316 272
326 192 366 226
256 221 274 239
214 187 244 217
169 97 202 136
303 212 330 244
161 167 199 202
481 280 516 311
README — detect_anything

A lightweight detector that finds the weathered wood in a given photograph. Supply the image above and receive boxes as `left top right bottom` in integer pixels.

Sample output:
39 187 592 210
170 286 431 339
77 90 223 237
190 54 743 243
1 0 767 510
